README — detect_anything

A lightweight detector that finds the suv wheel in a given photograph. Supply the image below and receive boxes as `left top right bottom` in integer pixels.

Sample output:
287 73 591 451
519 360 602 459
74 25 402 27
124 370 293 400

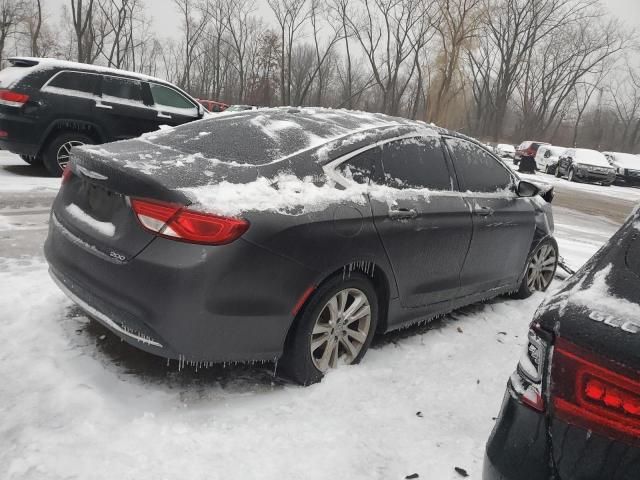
43 132 95 177
567 167 576 182
513 238 558 299
279 273 378 385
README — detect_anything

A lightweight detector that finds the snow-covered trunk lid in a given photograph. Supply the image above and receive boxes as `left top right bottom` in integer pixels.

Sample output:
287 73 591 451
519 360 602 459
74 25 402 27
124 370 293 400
53 148 191 261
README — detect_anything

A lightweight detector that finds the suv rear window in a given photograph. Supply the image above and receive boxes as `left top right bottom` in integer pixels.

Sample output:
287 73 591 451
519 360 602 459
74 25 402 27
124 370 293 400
48 71 98 95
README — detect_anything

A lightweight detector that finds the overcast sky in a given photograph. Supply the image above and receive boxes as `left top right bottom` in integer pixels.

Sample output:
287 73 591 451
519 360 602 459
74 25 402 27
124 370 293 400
46 0 640 42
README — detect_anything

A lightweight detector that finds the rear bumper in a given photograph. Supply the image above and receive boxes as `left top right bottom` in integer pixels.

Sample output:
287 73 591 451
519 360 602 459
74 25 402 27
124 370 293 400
483 389 552 480
0 111 41 155
45 212 318 363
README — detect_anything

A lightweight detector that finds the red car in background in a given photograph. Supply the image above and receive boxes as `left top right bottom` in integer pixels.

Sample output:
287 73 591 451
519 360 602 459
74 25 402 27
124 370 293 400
198 99 228 113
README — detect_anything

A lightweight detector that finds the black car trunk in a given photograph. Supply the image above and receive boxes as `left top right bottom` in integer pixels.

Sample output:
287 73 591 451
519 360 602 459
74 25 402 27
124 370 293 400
53 146 192 261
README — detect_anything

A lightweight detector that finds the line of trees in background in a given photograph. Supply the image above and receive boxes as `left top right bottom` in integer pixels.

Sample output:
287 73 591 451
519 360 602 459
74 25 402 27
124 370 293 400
1 0 640 152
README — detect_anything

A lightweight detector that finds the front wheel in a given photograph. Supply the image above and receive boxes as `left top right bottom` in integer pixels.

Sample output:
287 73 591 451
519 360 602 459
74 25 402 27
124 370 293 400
43 132 95 177
512 239 558 299
567 167 576 182
279 273 378 385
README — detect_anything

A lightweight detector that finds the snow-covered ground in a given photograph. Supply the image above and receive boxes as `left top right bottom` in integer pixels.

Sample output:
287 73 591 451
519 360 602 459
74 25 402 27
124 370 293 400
0 151 630 480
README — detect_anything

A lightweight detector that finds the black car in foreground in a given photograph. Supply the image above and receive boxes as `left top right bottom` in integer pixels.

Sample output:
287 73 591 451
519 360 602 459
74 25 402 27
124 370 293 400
45 107 558 385
0 57 205 176
484 207 640 479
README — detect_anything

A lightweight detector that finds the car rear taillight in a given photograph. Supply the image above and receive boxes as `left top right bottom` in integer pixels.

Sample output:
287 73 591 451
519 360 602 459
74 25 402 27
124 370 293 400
552 338 640 443
509 325 552 412
130 198 249 245
0 89 29 107
61 165 74 184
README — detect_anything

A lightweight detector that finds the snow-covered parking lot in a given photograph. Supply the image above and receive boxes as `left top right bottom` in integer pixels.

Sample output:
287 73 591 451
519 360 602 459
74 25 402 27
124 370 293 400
0 151 633 480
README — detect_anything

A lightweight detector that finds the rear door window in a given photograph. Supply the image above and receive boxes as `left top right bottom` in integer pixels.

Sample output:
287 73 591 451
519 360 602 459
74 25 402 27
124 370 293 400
445 137 513 193
45 71 99 96
150 83 197 116
381 137 452 190
101 75 144 105
337 148 382 185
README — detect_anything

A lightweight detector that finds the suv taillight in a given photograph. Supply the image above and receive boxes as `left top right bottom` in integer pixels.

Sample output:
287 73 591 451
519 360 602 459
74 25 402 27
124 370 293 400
130 198 249 245
552 338 640 443
510 324 552 412
0 89 29 107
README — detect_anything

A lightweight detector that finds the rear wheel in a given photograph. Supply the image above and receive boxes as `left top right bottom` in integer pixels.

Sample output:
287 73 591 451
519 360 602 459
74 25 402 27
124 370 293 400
43 132 95 177
279 273 378 385
555 166 562 178
513 239 558 299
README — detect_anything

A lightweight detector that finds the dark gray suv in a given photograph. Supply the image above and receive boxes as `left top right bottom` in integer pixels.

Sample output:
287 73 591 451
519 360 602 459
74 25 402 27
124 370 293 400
0 57 205 176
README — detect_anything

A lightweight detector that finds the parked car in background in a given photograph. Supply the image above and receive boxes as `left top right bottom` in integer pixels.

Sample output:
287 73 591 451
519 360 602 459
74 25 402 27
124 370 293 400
556 149 616 185
224 104 259 112
198 99 228 113
534 145 565 174
603 151 640 186
515 141 550 173
0 57 206 176
484 206 640 480
44 107 558 386
495 143 516 159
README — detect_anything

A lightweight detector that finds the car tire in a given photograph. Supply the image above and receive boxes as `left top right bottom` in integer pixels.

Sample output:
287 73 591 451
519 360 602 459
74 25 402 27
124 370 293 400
43 132 95 177
19 154 43 166
567 167 576 182
545 165 553 175
512 238 559 299
279 272 379 386
555 166 562 178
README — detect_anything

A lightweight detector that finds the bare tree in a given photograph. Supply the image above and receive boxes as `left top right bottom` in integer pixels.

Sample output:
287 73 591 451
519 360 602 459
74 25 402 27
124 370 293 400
70 0 95 63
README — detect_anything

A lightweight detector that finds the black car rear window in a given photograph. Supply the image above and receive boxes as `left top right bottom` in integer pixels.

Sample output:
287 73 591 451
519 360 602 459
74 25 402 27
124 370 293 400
48 71 98 95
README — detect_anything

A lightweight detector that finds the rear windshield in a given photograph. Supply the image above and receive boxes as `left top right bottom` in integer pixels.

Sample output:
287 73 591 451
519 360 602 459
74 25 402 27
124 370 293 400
0 65 34 88
149 110 396 165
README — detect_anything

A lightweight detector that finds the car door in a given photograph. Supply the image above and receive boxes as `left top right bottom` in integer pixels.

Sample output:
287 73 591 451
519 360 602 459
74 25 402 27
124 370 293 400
40 70 101 126
148 82 201 127
95 75 160 140
444 137 535 295
368 136 473 308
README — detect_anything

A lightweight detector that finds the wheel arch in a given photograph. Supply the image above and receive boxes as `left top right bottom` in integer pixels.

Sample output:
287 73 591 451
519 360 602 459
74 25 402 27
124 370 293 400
37 118 106 156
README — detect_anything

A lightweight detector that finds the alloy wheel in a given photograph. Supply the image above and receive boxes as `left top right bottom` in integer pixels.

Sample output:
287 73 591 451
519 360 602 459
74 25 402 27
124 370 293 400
526 243 557 292
56 140 85 169
310 288 371 372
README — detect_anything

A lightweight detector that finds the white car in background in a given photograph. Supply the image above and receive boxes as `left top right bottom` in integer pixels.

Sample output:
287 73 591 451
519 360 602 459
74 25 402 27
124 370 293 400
603 151 640 186
494 143 516 159
534 145 566 174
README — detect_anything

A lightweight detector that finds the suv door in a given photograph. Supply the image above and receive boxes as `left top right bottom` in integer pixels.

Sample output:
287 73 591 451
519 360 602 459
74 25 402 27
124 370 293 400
95 75 159 140
40 70 101 126
148 82 201 127
369 136 472 308
444 137 535 294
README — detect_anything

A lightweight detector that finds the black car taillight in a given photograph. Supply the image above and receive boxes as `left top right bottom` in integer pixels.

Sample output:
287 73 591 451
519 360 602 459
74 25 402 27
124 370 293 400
509 324 552 412
0 89 29 107
130 198 249 245
552 338 640 444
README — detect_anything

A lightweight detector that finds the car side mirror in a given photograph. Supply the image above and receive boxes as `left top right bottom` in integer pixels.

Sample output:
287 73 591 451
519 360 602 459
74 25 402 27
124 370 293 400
516 180 539 198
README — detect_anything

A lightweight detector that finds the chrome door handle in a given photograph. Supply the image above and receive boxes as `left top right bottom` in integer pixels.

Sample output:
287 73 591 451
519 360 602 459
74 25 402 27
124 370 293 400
475 206 494 217
157 112 172 119
95 102 113 110
388 208 418 220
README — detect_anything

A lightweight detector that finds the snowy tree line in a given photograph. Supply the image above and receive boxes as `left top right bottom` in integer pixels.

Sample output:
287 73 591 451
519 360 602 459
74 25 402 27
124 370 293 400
3 0 640 152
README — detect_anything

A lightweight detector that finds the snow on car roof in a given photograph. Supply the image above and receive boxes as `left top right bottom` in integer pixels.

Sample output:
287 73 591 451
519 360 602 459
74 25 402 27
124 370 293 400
8 57 174 86
604 151 640 169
